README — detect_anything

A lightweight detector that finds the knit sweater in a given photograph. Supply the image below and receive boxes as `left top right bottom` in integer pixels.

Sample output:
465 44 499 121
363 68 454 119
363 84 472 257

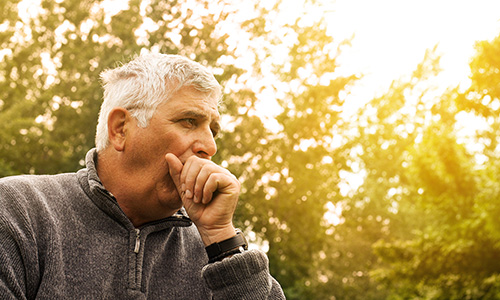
0 149 285 299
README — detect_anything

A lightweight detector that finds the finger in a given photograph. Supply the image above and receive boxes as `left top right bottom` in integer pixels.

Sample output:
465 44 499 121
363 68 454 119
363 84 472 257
193 164 213 203
181 157 201 201
165 153 184 193
201 174 220 204
181 156 236 203
202 173 239 205
191 160 229 203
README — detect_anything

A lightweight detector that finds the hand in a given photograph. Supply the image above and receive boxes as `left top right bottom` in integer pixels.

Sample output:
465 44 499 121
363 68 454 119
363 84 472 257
165 154 240 246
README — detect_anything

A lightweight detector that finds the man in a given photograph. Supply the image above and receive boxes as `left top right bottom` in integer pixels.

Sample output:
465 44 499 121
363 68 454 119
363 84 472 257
0 53 285 299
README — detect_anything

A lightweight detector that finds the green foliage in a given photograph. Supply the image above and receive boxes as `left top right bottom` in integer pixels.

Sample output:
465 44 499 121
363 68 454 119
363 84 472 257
0 0 237 175
2 0 500 299
215 2 360 297
364 37 500 299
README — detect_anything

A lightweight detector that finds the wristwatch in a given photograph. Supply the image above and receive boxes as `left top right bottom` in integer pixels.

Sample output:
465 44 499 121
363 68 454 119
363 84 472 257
205 229 248 263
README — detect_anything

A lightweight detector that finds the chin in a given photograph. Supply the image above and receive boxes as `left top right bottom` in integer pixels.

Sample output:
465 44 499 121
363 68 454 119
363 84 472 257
156 176 182 209
159 191 183 210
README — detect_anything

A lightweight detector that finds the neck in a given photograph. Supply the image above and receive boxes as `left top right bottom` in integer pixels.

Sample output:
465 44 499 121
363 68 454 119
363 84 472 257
96 148 179 227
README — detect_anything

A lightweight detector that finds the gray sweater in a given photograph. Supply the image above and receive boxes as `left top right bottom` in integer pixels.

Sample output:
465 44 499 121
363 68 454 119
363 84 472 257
0 149 285 299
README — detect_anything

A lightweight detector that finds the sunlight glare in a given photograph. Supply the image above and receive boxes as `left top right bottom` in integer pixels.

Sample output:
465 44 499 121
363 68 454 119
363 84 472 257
326 0 500 102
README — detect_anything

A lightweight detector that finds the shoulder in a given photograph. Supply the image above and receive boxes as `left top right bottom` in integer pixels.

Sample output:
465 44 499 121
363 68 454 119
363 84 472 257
0 175 41 207
0 173 73 186
0 173 75 200
0 173 79 221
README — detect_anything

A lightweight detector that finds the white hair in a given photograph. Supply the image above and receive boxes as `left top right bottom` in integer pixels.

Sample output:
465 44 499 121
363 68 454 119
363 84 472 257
95 53 222 152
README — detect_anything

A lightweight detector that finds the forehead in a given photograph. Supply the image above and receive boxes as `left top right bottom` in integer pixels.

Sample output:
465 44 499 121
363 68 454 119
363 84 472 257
159 86 220 120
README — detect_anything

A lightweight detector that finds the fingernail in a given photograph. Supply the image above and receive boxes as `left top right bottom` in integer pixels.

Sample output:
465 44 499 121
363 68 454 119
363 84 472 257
185 189 193 199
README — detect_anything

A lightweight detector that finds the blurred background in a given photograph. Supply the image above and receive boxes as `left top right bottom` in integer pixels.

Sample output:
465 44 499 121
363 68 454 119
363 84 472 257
1 0 500 299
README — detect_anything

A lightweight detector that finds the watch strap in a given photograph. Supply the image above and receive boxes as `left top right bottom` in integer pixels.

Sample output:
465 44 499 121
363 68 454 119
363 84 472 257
205 230 248 262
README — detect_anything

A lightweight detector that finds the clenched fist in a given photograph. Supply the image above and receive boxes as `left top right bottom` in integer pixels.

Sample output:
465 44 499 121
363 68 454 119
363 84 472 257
165 153 240 246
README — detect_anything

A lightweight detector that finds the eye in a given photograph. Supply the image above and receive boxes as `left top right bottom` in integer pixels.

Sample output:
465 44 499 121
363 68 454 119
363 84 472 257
180 118 196 127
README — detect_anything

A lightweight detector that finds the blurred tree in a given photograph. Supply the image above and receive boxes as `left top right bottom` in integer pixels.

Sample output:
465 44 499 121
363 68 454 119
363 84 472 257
0 0 238 175
3 1 357 298
215 1 359 298
365 36 500 299
4 0 499 299
306 47 445 300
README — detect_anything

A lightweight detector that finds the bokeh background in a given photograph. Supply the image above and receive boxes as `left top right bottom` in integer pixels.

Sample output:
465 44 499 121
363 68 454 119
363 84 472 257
1 0 500 299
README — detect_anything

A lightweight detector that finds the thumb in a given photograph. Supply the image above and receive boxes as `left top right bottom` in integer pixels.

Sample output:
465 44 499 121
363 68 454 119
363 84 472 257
165 153 183 190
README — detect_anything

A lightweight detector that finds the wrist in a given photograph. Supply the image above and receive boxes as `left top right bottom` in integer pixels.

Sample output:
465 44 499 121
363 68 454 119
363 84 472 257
198 225 236 247
205 229 249 263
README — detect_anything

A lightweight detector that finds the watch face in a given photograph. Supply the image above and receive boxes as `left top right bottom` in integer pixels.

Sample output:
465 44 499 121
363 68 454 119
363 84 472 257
237 231 249 250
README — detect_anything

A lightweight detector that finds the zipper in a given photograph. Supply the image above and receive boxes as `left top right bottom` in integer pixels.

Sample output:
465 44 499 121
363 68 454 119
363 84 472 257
134 228 141 254
131 213 191 254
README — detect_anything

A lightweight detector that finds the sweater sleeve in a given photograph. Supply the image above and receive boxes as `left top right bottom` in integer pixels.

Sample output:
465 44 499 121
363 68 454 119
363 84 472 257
0 181 40 300
201 250 285 300
0 216 30 300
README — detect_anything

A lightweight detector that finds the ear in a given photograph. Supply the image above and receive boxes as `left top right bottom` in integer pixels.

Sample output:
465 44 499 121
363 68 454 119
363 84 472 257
107 107 131 152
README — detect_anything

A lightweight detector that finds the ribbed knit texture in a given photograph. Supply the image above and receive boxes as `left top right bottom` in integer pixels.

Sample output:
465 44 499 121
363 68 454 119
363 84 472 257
0 149 285 299
203 250 285 300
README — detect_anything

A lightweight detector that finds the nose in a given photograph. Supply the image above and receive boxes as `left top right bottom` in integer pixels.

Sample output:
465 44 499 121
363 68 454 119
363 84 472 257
193 128 217 159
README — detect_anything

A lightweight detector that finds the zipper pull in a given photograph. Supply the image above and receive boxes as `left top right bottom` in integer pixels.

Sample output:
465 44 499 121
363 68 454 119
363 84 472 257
134 229 141 254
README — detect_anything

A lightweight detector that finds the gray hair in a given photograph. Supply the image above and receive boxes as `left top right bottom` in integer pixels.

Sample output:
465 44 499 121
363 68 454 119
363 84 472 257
95 53 222 152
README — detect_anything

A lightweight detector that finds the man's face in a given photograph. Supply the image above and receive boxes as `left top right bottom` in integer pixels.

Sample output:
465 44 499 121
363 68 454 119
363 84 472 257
124 85 221 213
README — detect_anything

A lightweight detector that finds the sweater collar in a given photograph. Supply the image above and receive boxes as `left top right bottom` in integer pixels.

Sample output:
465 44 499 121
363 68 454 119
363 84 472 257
78 148 192 230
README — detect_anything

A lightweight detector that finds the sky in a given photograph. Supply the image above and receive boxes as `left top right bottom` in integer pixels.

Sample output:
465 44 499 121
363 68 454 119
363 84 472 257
315 0 500 222
14 0 500 108
246 0 500 136
325 0 500 103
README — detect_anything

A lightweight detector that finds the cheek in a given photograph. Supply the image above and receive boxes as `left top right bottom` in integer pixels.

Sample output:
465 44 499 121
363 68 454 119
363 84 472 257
161 135 192 157
127 132 166 170
136 125 193 161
